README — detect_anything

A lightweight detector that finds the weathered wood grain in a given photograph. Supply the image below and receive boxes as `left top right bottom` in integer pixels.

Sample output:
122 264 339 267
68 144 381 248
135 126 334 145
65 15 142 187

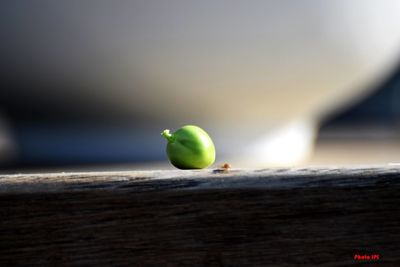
1 167 399 266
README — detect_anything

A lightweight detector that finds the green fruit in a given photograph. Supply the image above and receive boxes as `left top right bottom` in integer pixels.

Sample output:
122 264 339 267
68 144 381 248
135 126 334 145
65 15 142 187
161 125 216 169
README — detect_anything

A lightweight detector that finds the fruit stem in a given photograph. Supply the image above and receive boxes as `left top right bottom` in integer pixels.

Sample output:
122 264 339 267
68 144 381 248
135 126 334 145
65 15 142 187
161 129 174 142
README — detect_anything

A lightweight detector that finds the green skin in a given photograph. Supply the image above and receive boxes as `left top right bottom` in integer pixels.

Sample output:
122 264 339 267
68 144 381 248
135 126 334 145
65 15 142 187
161 125 216 169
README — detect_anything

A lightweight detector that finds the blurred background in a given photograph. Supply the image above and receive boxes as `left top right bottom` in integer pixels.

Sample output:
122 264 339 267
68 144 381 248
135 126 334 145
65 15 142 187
1 0 400 173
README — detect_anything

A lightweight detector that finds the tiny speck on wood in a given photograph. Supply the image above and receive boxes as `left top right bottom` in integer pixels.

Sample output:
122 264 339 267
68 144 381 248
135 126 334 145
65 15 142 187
221 163 231 170
213 163 231 174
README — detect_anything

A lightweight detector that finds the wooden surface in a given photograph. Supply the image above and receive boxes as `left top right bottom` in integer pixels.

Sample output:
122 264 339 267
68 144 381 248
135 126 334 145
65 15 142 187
1 167 400 266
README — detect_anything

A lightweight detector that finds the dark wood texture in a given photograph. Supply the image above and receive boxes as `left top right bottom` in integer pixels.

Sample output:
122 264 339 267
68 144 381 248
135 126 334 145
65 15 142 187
1 167 399 266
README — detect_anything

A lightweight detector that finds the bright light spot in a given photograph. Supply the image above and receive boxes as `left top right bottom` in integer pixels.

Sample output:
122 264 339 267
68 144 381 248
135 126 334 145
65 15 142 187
244 119 316 167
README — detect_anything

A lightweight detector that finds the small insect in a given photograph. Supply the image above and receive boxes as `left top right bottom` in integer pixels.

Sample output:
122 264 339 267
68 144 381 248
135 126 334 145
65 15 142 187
213 163 231 173
221 163 231 170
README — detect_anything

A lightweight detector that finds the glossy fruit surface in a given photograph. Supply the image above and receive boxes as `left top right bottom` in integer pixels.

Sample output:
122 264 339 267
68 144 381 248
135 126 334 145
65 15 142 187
161 125 215 169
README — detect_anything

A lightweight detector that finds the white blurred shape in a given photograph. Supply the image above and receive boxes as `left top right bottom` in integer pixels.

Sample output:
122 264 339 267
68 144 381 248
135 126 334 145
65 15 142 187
244 120 317 167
